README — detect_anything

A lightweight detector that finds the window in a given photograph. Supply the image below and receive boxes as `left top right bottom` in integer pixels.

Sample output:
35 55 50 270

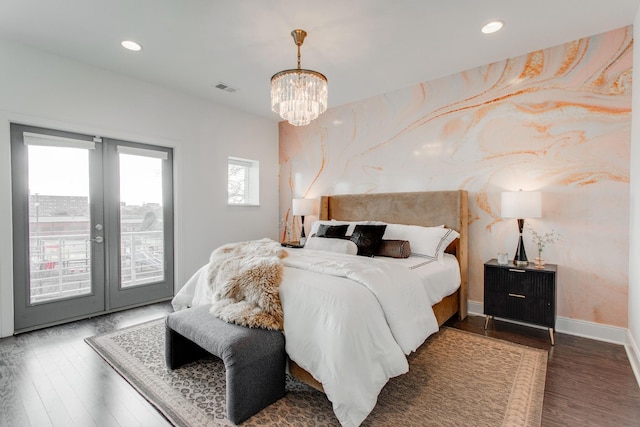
228 157 259 206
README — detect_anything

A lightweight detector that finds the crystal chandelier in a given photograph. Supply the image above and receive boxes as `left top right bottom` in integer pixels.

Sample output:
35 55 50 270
271 29 328 126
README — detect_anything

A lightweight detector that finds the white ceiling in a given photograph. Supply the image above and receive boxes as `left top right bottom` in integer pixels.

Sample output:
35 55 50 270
1 0 638 122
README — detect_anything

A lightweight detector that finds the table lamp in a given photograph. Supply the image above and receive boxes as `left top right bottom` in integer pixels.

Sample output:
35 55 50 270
292 198 314 244
501 190 541 266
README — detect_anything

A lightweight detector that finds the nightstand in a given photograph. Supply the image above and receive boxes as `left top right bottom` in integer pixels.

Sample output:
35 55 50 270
483 259 557 345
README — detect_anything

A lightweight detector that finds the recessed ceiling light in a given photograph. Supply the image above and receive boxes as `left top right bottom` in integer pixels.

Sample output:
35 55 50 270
481 21 504 34
121 40 142 51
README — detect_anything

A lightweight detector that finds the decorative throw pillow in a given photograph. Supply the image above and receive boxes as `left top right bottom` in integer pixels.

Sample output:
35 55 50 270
350 224 387 257
304 236 358 255
383 223 459 262
309 220 369 237
376 239 411 258
316 224 349 238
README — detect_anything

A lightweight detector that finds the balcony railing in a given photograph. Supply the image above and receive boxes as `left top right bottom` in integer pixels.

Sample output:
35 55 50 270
120 231 165 288
29 231 164 303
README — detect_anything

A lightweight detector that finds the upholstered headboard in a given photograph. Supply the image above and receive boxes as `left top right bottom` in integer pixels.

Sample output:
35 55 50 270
319 190 468 319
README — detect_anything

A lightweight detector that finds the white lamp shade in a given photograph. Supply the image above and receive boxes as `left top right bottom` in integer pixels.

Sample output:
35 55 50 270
501 191 541 218
292 198 315 216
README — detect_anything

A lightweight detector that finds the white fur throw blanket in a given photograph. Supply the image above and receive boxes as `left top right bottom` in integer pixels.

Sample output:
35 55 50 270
207 238 288 331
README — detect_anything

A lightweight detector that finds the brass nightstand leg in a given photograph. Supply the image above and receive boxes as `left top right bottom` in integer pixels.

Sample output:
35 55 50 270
484 315 492 330
549 328 555 346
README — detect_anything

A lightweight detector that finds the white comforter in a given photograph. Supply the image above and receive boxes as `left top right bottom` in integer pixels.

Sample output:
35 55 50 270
172 248 439 427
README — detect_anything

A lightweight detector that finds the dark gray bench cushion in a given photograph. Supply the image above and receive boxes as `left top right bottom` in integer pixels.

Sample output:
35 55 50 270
165 304 286 424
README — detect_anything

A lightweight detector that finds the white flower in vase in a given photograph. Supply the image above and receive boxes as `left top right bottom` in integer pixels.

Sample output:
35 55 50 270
526 224 561 268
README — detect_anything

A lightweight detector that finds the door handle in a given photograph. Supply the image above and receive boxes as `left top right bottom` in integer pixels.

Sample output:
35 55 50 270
90 236 104 243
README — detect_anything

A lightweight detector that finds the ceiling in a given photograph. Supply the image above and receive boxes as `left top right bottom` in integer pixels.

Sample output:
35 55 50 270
1 0 638 122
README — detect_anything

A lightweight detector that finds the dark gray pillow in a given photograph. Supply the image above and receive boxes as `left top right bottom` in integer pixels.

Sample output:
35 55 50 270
350 224 387 257
376 240 411 258
316 224 349 238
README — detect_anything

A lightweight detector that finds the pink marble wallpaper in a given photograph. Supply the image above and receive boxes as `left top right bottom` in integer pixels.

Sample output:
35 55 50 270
279 27 632 328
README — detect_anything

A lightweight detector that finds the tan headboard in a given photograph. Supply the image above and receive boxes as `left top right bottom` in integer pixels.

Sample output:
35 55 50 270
319 190 468 319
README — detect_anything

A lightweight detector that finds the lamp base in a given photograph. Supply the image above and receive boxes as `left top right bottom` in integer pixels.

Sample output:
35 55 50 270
300 215 306 239
513 219 528 267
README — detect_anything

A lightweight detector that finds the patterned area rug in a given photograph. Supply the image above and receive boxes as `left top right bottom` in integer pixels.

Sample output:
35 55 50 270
86 319 547 427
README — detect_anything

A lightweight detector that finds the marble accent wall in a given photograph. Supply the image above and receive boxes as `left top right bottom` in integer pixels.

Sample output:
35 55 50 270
279 27 632 327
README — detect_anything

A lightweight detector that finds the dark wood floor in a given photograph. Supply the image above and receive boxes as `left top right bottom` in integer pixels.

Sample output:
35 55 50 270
1 302 639 426
0 303 173 427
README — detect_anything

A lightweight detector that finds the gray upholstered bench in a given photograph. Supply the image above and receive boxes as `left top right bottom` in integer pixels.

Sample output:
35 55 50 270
165 304 286 424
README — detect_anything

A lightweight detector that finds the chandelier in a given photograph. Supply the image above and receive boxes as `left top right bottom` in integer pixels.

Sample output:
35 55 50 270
270 29 328 126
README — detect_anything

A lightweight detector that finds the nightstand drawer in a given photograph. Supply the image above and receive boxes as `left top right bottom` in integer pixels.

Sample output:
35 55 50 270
484 290 554 327
484 266 554 300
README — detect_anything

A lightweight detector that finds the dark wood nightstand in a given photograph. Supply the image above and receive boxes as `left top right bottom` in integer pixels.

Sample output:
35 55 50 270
484 259 557 345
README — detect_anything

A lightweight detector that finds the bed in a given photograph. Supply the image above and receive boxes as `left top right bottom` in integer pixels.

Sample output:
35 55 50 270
172 190 468 427
289 190 468 391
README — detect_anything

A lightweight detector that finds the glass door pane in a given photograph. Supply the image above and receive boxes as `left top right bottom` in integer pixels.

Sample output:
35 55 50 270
28 145 92 303
119 152 165 288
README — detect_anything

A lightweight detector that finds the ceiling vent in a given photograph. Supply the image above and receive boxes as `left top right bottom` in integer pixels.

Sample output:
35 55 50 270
214 82 237 93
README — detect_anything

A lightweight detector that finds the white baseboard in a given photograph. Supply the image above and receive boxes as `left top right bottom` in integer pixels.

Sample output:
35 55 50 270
555 316 629 344
467 300 627 344
626 331 640 388
467 300 484 318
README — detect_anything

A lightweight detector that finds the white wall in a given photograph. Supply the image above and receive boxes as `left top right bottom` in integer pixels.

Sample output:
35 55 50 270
0 39 279 337
628 14 640 384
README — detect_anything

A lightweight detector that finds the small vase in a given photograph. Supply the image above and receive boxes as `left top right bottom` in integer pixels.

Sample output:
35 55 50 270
534 256 545 269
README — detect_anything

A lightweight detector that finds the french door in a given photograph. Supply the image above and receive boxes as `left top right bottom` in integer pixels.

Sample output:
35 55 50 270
11 124 174 332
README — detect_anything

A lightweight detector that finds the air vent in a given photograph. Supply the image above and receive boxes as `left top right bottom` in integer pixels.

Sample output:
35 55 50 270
214 82 237 93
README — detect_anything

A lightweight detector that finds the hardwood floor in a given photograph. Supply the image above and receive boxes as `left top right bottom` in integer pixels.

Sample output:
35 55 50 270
0 303 174 427
1 302 639 426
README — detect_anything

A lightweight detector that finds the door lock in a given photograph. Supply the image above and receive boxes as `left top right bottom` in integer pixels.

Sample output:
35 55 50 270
90 236 104 243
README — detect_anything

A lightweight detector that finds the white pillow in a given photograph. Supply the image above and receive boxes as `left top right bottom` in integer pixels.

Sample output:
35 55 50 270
304 236 358 255
382 223 459 262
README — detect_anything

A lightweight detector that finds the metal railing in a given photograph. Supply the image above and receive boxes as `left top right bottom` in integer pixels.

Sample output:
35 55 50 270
120 231 164 288
29 232 92 303
29 231 164 303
